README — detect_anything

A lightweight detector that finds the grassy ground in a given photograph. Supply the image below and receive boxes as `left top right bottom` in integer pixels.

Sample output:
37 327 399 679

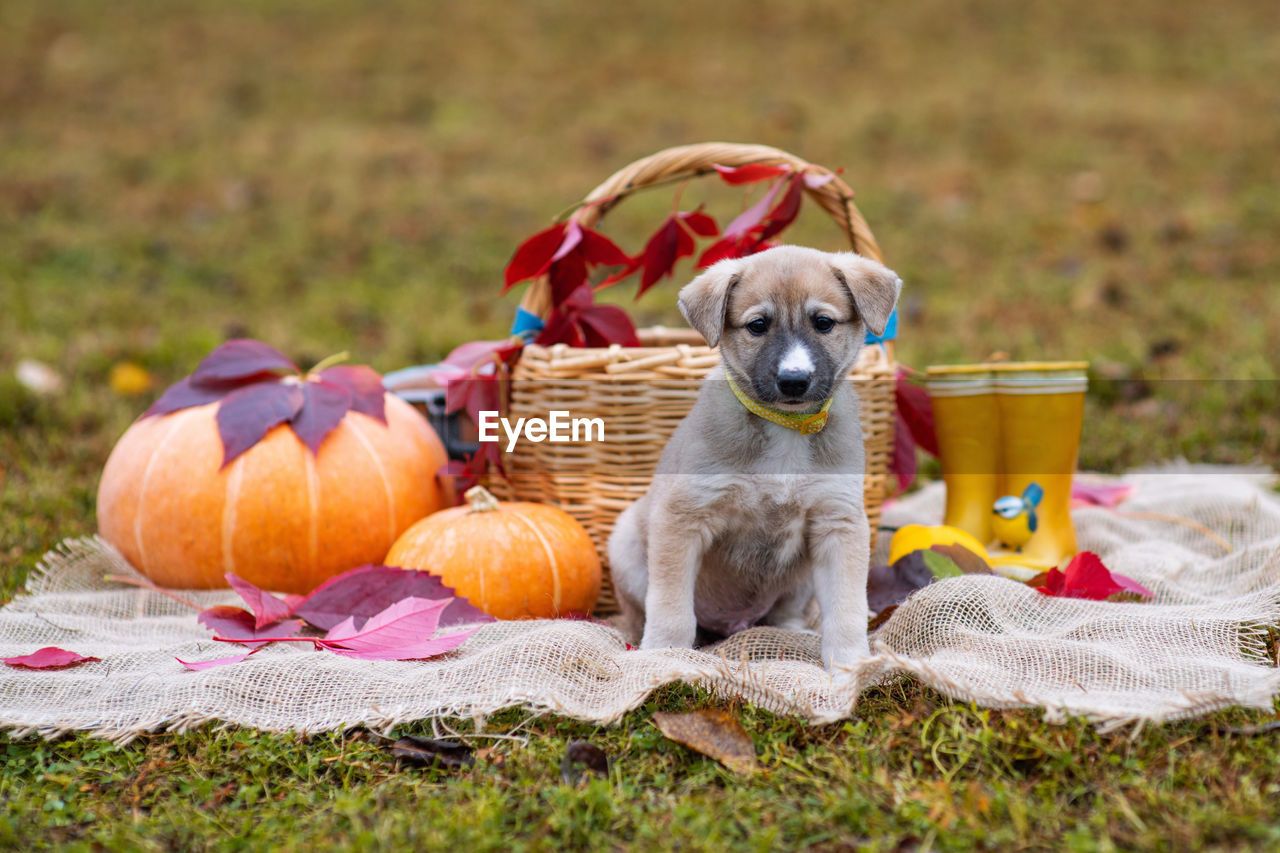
2 0 1279 848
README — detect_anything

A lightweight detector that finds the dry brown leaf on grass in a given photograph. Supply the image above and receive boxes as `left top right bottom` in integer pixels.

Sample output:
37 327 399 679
652 709 759 775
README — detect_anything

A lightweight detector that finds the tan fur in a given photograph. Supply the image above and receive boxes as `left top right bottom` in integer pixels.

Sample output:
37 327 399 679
608 245 902 674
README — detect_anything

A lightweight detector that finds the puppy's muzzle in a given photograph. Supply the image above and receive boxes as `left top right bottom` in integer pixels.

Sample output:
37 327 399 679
776 368 812 399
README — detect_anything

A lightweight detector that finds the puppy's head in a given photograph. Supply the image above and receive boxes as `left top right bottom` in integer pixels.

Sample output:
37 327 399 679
678 246 901 409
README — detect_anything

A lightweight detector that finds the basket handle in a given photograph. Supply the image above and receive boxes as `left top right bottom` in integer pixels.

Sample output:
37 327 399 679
516 142 883 319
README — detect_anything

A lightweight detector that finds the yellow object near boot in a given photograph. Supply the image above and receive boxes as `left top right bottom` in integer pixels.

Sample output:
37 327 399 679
925 366 1002 544
990 362 1088 569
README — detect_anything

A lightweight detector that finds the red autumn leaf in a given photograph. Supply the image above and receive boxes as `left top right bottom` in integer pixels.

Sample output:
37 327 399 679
214 381 305 467
579 303 642 346
607 207 722 296
504 222 631 306
503 223 569 291
3 646 100 669
578 226 632 268
546 250 590 306
896 371 938 457
225 574 294 628
639 218 693 293
758 173 806 242
890 409 918 494
681 208 720 237
1035 551 1153 600
535 285 640 348
290 564 495 632
316 365 387 424
190 338 298 384
713 163 793 185
443 339 524 372
197 605 305 648
722 177 789 241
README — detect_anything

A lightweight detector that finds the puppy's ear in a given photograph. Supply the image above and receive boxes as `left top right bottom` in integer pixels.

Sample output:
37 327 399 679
830 253 902 337
677 259 742 347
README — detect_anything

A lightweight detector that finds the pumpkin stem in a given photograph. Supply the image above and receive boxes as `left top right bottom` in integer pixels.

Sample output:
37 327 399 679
308 351 351 375
464 486 501 513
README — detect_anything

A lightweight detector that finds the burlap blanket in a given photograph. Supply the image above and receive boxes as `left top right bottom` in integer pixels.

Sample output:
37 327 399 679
3 466 1278 742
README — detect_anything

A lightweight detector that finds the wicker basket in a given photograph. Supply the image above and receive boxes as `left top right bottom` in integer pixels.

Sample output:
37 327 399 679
491 142 898 614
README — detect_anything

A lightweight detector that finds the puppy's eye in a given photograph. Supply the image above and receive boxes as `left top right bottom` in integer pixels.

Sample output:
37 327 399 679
745 318 769 336
813 316 835 333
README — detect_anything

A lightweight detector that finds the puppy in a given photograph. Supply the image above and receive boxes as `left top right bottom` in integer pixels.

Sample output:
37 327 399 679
607 245 902 672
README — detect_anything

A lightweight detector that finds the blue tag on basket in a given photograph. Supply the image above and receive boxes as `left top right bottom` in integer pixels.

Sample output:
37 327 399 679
510 306 545 342
865 307 898 345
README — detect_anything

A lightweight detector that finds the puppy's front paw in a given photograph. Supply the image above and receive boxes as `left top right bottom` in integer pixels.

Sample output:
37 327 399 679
822 637 872 675
640 618 697 651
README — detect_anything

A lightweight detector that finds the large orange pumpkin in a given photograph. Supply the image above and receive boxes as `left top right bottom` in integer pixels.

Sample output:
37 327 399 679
384 486 601 620
97 394 447 593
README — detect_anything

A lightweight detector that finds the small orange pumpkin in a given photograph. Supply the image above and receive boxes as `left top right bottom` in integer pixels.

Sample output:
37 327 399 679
384 486 601 620
97 394 448 593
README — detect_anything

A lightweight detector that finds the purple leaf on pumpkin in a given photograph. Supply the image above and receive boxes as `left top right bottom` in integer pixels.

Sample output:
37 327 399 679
214 381 304 467
191 339 297 384
3 646 100 669
224 576 294 629
146 376 237 417
290 379 353 455
290 565 495 632
317 365 387 423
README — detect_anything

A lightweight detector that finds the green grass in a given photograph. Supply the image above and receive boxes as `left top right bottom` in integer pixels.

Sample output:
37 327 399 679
5 683 1280 851
3 0 1280 848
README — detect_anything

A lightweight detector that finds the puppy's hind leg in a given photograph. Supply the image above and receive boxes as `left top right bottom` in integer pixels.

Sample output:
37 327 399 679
606 501 649 646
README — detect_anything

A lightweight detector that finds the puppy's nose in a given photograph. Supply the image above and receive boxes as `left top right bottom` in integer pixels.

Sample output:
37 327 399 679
776 368 811 398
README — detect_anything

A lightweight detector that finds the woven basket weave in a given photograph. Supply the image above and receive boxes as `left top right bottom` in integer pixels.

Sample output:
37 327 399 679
492 142 897 614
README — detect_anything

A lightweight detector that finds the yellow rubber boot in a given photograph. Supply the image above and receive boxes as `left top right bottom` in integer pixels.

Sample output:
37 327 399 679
926 366 1003 545
990 362 1088 569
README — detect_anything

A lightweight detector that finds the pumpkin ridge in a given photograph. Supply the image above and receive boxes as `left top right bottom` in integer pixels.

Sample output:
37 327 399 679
507 508 562 615
345 414 397 545
221 452 248 581
134 411 191 577
303 446 320 577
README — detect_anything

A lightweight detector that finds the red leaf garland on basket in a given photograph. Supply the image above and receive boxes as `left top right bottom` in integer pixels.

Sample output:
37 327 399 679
464 159 848 482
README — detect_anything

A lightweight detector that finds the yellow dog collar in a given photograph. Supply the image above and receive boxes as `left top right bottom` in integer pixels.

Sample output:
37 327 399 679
725 374 833 435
